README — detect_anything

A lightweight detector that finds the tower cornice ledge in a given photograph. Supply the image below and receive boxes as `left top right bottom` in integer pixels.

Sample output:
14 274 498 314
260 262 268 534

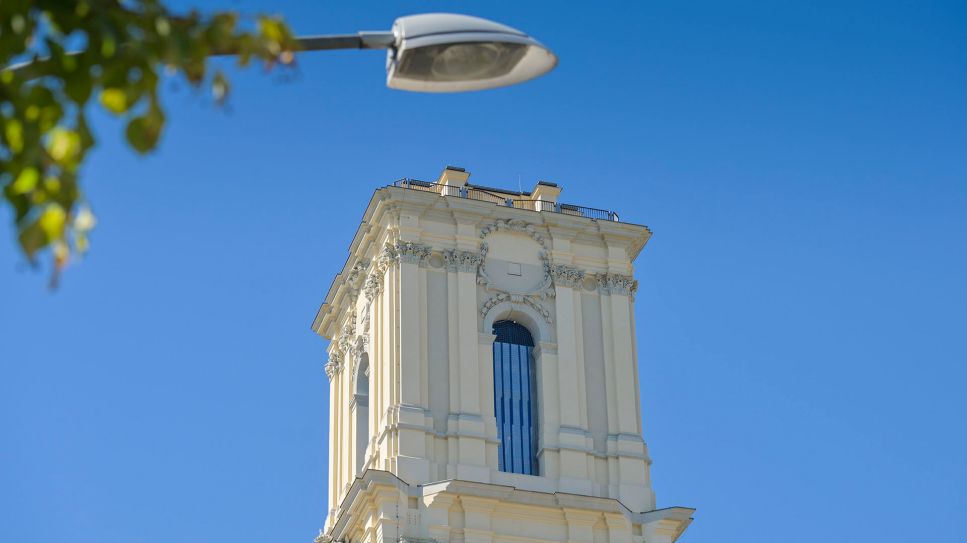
311 184 651 339
325 471 694 543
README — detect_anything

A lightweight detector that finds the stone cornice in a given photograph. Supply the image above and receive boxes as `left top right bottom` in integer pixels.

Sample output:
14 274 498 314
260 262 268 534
312 186 650 339
325 471 695 543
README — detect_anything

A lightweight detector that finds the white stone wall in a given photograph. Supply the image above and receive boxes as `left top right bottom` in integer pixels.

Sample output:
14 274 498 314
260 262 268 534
314 186 691 542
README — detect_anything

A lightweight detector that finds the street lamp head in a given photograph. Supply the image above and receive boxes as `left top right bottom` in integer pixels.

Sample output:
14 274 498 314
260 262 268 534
385 13 558 93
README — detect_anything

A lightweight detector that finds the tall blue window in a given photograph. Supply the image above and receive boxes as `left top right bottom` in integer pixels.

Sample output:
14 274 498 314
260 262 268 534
493 320 539 475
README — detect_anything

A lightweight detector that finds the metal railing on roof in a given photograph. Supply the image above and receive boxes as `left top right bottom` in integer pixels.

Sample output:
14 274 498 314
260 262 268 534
391 179 620 222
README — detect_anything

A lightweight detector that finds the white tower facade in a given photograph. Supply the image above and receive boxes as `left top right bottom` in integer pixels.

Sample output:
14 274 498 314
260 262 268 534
312 167 694 543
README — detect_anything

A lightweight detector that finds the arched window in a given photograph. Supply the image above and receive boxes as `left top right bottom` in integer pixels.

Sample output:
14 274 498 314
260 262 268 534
493 320 538 475
353 354 370 475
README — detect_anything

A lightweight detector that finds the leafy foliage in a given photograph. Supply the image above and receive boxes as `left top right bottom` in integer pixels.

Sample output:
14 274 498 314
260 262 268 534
0 0 297 284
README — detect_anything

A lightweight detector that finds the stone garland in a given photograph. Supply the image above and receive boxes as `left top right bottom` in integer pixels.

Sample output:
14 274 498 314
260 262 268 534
479 218 548 249
479 291 554 324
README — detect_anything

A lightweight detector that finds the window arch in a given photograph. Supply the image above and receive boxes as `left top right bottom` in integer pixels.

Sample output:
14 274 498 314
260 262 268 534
492 320 539 475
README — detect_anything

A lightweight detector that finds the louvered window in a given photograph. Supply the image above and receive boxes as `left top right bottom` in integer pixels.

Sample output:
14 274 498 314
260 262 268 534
492 320 538 475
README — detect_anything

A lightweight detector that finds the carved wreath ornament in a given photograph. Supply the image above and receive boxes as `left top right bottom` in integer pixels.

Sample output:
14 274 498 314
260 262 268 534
475 220 638 325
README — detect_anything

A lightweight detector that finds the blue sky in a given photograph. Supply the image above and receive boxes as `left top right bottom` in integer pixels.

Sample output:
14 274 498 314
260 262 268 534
2 1 965 542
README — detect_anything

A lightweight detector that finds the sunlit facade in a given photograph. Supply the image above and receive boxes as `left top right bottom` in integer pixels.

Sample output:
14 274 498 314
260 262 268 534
312 166 694 543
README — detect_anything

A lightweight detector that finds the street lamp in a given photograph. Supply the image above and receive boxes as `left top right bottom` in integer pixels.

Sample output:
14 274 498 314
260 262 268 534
298 13 558 92
4 13 558 92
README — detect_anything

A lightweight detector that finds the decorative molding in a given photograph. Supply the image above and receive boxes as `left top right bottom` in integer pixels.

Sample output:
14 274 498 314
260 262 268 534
345 259 370 287
396 240 432 266
354 335 369 356
549 264 585 289
477 221 555 300
377 242 398 272
476 220 558 328
443 248 483 273
324 352 342 380
480 292 553 324
596 273 638 297
361 305 371 335
475 241 491 285
314 530 331 543
336 314 356 355
363 272 382 302
479 219 548 249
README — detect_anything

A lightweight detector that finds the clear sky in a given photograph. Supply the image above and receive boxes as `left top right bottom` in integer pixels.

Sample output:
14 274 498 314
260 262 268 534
2 1 965 542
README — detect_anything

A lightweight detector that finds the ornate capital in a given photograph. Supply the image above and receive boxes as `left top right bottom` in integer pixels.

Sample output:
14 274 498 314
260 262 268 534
376 243 398 272
324 352 342 380
395 240 431 266
443 248 483 273
550 264 584 289
363 272 382 302
345 259 370 287
596 273 638 297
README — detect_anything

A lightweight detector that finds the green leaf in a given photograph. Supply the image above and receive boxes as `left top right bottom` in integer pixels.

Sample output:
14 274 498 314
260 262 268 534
5 119 23 152
19 203 67 258
99 88 128 114
39 204 67 240
125 118 152 153
11 167 39 194
0 2 296 277
47 128 81 165
18 222 47 260
258 17 286 42
65 71 93 104
125 108 165 154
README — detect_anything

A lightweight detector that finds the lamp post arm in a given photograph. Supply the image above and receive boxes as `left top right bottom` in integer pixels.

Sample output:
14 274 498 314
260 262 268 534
2 31 397 78
296 31 395 51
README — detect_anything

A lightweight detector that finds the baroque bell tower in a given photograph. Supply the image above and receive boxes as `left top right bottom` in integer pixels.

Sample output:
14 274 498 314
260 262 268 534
312 166 694 543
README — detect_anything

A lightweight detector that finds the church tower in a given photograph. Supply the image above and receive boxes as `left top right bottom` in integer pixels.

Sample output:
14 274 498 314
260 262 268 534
312 167 694 543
